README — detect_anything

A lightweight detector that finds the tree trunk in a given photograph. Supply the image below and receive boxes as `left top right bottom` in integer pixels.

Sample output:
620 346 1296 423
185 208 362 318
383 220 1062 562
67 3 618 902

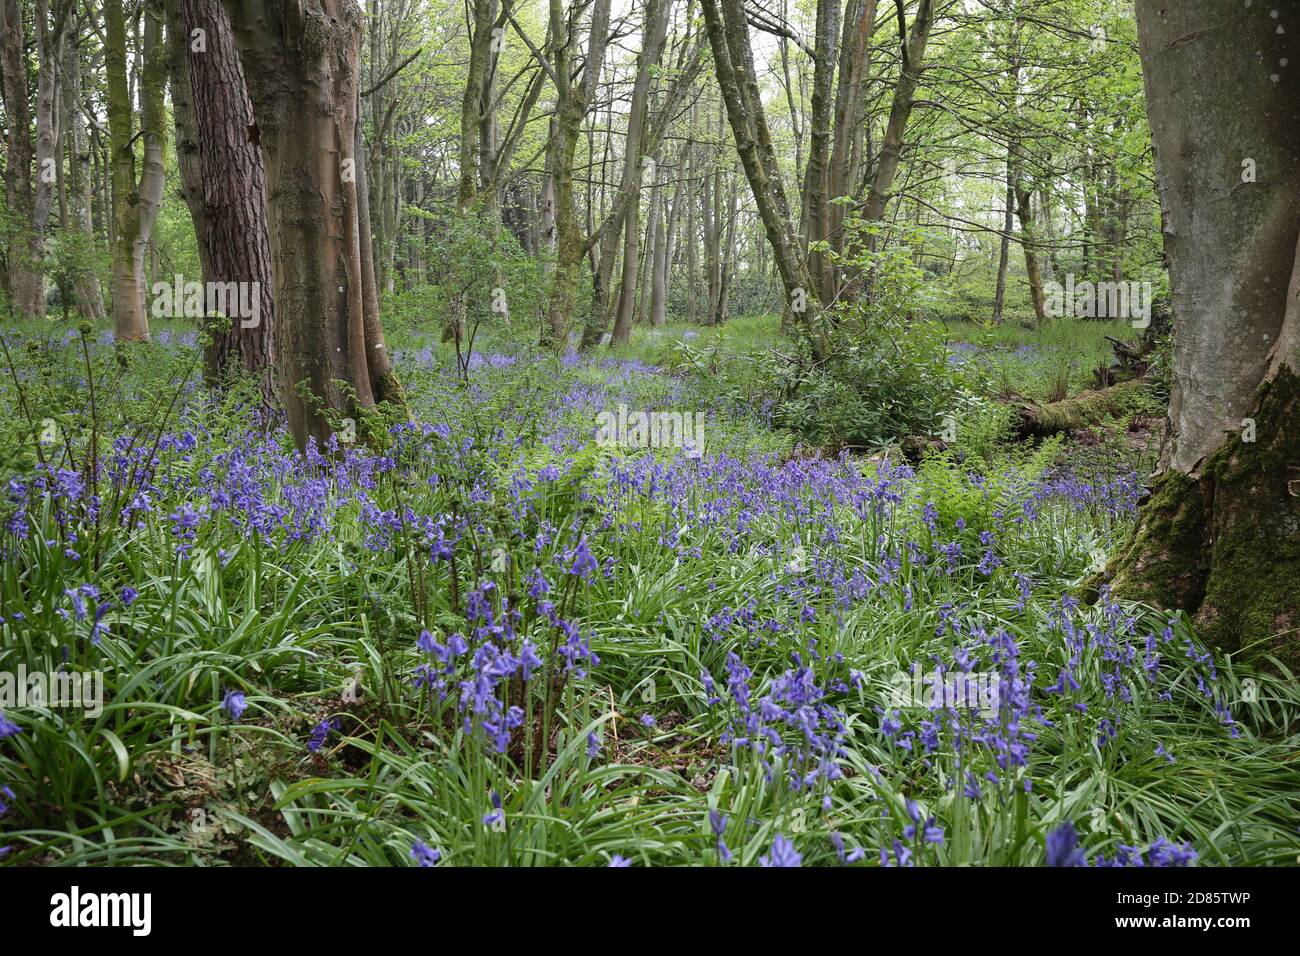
541 0 612 349
860 0 934 228
1014 182 1048 324
1 0 43 316
701 0 827 360
606 0 669 346
221 0 401 450
827 0 877 291
105 0 165 342
168 0 275 397
61 14 106 321
799 0 839 306
1109 0 1300 671
27 0 68 321
991 154 1013 324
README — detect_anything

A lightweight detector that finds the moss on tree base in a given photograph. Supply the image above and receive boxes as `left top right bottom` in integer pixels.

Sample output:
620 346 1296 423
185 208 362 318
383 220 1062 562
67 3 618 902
1109 368 1300 672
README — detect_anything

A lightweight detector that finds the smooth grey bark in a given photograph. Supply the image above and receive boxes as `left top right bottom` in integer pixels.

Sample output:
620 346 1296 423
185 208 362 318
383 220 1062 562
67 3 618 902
1109 0 1300 670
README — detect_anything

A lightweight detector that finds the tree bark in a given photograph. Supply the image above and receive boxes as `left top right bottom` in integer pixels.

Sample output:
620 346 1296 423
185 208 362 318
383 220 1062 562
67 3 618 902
700 0 827 360
541 0 612 348
1110 0 1300 670
861 0 934 229
221 0 402 450
1 0 44 316
60 12 106 321
168 0 275 397
105 0 165 342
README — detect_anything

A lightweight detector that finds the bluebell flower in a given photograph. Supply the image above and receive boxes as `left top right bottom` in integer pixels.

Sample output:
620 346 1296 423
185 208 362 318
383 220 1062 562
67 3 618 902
1046 821 1085 867
411 840 441 866
222 690 248 722
759 833 802 867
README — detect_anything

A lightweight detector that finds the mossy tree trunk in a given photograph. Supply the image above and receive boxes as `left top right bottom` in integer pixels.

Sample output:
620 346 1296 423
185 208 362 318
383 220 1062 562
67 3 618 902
1110 1 1300 670
541 0 612 350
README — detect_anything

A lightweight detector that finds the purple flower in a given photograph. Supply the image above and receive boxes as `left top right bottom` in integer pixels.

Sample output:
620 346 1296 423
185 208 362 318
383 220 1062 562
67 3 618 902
830 831 865 864
482 791 504 828
0 712 19 739
709 810 728 837
411 840 441 866
1046 821 1085 867
307 718 338 753
222 690 248 722
640 714 656 727
759 833 802 867
608 854 632 867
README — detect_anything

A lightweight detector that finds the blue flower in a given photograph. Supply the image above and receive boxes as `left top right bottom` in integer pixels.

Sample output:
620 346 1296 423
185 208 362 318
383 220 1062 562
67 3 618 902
608 854 632 867
222 690 248 722
307 718 338 753
482 791 504 828
411 840 441 866
709 810 728 837
759 833 802 867
1046 821 1085 867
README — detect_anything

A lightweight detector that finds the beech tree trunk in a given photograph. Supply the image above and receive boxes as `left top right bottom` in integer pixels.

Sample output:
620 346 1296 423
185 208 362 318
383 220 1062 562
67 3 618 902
221 0 402 450
1110 0 1300 670
168 0 275 397
105 0 166 342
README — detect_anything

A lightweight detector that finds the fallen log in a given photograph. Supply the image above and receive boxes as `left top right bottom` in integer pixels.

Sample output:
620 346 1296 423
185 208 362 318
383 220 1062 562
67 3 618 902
1009 379 1149 437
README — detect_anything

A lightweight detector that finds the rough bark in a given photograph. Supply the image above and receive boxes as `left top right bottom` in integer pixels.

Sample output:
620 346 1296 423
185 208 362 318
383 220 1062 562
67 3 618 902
221 0 402 450
606 0 671 345
826 0 877 293
860 0 933 229
541 0 612 348
798 0 839 306
26 0 69 321
168 0 275 397
1 0 43 316
1014 182 1048 324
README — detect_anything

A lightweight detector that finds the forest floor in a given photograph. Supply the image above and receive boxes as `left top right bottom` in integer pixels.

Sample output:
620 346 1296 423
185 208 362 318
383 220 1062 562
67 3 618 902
2 314 1298 866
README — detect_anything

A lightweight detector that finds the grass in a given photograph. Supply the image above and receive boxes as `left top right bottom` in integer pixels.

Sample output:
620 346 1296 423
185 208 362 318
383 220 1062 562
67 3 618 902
0 315 1296 868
